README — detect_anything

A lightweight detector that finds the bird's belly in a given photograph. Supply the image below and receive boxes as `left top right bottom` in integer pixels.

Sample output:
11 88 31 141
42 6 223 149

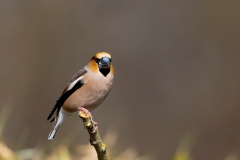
62 83 111 113
83 89 110 111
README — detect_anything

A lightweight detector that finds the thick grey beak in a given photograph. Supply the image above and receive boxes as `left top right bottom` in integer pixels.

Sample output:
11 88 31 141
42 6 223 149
99 56 111 69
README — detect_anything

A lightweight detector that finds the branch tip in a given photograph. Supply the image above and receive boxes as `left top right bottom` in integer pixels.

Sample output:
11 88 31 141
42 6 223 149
79 110 108 160
78 110 91 118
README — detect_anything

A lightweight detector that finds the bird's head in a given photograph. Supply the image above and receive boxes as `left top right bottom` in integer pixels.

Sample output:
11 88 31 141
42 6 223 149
92 52 112 69
88 52 113 77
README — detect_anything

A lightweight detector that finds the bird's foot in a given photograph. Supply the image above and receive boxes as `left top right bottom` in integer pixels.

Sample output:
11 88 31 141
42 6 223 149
79 108 92 117
78 108 98 133
90 117 98 133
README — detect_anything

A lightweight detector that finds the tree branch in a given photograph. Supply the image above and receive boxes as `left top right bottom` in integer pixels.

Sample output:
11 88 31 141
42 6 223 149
78 111 108 160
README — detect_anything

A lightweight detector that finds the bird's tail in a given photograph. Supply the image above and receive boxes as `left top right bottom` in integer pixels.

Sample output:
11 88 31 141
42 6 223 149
48 108 66 140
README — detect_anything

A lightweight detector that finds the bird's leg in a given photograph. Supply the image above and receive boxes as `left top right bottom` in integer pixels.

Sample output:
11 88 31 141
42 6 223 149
79 108 91 129
78 108 98 133
90 116 98 133
79 108 92 117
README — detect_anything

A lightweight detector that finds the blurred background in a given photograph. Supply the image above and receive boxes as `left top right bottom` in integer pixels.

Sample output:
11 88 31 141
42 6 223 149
0 0 240 160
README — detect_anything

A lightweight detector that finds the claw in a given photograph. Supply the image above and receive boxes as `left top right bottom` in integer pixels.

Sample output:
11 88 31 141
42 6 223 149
78 108 98 133
91 121 98 133
90 116 98 133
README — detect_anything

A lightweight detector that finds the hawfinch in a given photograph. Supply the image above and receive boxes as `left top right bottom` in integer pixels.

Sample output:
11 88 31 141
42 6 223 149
47 52 114 140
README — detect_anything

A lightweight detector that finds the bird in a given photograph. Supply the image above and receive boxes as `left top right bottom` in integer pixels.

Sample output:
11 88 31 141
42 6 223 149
47 52 114 140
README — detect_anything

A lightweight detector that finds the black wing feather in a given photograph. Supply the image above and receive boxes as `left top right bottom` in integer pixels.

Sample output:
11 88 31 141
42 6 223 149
47 68 87 121
47 80 84 121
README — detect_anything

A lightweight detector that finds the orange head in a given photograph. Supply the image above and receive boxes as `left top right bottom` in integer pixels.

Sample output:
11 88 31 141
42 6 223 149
88 52 114 77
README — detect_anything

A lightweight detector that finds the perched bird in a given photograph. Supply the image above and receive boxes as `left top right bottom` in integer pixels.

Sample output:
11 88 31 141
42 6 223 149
47 52 114 140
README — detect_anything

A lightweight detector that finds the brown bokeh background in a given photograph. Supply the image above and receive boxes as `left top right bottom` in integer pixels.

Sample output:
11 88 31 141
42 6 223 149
1 0 240 159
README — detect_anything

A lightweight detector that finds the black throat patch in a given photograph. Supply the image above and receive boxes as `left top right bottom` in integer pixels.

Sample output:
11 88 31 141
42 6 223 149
99 68 110 77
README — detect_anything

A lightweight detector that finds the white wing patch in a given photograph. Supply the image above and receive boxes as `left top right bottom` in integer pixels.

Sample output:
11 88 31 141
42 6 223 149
66 76 84 92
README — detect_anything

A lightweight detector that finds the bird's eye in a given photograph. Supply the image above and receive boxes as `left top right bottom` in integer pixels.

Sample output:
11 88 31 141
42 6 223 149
93 58 100 63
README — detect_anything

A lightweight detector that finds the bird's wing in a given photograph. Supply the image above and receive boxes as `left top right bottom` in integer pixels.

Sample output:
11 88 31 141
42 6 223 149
47 68 87 121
